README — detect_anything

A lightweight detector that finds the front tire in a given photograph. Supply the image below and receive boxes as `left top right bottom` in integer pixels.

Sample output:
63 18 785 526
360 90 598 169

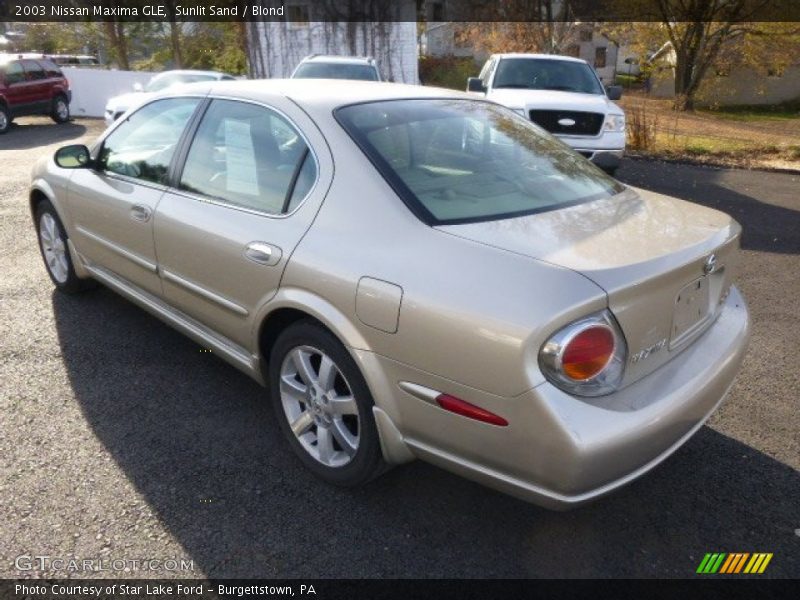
51 95 70 124
35 200 92 294
0 104 11 134
269 321 386 487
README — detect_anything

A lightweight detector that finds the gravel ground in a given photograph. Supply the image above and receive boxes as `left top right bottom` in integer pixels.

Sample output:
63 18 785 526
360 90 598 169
1 117 798 579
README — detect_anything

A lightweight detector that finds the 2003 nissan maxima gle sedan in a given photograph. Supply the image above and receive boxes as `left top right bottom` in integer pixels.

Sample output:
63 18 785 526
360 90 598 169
30 80 750 509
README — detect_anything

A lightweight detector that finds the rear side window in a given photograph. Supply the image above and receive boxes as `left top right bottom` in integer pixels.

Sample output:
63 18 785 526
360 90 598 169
4 61 25 85
179 99 316 215
99 98 201 185
40 60 64 78
21 60 46 80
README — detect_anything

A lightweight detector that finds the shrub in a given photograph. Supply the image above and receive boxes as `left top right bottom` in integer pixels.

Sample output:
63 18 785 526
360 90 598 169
419 55 478 90
626 101 659 151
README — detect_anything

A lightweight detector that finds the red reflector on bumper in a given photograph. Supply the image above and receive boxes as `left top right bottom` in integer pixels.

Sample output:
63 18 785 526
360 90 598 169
435 394 508 427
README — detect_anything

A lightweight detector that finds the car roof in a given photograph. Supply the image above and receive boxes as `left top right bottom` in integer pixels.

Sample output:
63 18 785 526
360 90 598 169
301 55 376 65
0 53 43 62
493 53 588 64
173 79 465 113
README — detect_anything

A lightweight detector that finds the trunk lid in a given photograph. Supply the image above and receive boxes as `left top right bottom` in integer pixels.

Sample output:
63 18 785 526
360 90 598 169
437 186 741 386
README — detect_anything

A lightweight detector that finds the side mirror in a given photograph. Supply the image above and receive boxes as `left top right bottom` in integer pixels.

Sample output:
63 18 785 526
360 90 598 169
606 85 623 100
55 144 92 169
467 77 486 93
132 82 144 92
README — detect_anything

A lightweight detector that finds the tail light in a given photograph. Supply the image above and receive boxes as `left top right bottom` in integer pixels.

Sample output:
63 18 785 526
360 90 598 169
539 310 627 397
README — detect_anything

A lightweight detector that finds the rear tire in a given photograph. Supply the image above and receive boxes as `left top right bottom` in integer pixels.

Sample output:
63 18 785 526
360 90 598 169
269 320 386 487
35 200 94 294
0 104 11 134
51 95 70 124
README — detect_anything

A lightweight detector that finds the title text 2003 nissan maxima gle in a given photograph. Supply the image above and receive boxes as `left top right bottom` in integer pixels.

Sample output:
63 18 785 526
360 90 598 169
30 80 750 509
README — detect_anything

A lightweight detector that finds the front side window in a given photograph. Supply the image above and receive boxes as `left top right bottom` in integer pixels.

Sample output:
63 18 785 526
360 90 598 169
293 63 379 81
336 99 623 225
179 99 316 215
493 58 604 95
21 60 46 80
98 97 201 184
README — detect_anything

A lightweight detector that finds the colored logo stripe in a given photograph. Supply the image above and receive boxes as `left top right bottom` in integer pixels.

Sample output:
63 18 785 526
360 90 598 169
744 553 773 574
719 553 749 573
697 553 726 573
697 552 772 574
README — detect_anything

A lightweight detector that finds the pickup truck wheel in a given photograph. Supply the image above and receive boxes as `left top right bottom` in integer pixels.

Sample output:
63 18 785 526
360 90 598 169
51 95 70 124
0 105 10 134
270 321 386 487
36 200 93 294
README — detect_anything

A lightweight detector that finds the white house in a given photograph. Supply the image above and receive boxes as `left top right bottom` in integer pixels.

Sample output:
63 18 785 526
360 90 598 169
422 22 618 84
646 40 800 106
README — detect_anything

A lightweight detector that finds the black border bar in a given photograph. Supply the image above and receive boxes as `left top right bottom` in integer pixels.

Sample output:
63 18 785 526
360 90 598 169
0 579 797 600
2 0 800 23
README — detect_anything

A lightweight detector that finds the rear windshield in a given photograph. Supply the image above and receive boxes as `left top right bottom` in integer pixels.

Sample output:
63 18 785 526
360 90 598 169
494 58 604 95
293 62 379 81
335 99 623 225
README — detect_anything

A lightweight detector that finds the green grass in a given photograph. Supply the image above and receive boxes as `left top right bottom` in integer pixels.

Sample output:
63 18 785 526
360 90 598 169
657 133 754 154
648 133 800 165
698 100 800 122
615 73 638 86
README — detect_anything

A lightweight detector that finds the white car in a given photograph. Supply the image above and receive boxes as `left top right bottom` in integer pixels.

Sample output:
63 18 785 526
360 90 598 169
290 55 382 82
104 69 236 126
468 53 625 175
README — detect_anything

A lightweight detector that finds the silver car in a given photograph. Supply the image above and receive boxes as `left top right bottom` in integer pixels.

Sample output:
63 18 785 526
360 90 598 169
30 80 750 509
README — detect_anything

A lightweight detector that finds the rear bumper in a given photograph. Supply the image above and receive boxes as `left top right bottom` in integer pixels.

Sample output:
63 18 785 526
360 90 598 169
364 286 750 509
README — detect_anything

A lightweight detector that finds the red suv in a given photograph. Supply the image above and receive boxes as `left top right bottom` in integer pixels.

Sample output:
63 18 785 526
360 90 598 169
0 56 71 134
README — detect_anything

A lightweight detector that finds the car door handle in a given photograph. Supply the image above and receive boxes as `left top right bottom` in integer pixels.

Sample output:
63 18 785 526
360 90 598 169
130 205 152 222
244 242 281 266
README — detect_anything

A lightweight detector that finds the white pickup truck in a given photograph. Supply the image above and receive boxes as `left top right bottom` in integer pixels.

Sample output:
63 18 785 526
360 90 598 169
468 53 626 175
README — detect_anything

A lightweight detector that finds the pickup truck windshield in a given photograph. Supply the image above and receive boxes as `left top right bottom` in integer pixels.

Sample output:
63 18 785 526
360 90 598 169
493 58 604 94
336 99 623 225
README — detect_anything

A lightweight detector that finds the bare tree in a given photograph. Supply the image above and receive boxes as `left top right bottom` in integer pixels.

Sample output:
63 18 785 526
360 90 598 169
165 1 184 68
103 21 130 70
610 0 800 110
455 1 581 55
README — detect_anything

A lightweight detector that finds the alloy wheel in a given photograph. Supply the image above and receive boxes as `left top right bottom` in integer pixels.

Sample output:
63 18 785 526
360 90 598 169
55 99 69 121
279 345 360 468
39 212 69 283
